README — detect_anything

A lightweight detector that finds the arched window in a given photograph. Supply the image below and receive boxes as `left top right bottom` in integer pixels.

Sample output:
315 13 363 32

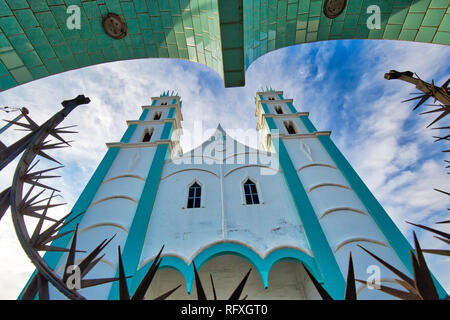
187 182 201 208
142 128 153 142
243 179 259 205
283 121 297 134
274 106 283 114
153 111 162 120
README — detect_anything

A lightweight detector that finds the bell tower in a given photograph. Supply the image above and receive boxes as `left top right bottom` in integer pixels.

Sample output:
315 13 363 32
255 89 447 299
45 92 183 299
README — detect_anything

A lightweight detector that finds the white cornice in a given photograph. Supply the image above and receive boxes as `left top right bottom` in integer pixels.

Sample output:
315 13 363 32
106 139 172 149
258 99 294 105
255 91 284 96
272 131 332 139
261 112 309 119
126 119 176 126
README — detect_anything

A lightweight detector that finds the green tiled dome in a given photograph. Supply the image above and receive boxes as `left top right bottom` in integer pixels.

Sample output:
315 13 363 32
0 0 448 90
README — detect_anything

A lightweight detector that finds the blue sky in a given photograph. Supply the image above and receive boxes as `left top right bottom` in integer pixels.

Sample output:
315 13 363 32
0 39 448 299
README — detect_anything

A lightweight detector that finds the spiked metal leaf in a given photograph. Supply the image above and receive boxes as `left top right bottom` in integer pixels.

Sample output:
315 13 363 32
302 264 333 300
410 232 439 300
192 261 207 300
344 253 356 300
131 245 165 300
228 268 252 300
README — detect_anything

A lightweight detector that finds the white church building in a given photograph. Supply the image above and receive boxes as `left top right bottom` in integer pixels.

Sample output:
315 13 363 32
25 90 447 300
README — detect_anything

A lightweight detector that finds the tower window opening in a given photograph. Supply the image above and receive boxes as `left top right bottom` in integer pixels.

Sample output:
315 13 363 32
142 128 154 142
153 111 162 120
187 182 201 208
244 179 260 205
274 106 283 114
284 121 297 134
268 97 275 100
161 102 168 106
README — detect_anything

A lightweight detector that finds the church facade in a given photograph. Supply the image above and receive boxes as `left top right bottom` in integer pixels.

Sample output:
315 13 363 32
32 90 446 299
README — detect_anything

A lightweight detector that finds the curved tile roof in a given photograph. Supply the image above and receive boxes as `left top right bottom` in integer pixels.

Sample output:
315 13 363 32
0 0 448 91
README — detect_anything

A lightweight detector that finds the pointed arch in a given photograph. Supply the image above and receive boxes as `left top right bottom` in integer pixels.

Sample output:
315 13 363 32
142 127 154 142
241 177 261 205
186 179 202 209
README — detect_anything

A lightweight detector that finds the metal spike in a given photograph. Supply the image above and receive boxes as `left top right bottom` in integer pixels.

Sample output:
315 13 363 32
80 255 104 279
411 232 439 300
420 249 450 256
344 252 356 300
131 245 165 300
36 150 63 165
302 263 333 300
355 279 420 300
80 277 120 289
118 246 130 300
210 274 217 300
433 236 450 245
228 268 252 300
49 130 71 146
426 110 449 128
22 113 39 130
22 178 60 192
406 221 450 240
78 235 116 277
35 229 74 246
192 261 207 300
63 224 79 283
30 191 56 244
358 245 415 288
154 285 181 300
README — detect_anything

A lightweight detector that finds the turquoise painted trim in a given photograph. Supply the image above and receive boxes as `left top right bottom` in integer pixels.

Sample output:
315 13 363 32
108 142 170 300
317 135 448 298
130 242 320 295
261 103 270 115
286 102 297 114
18 108 148 299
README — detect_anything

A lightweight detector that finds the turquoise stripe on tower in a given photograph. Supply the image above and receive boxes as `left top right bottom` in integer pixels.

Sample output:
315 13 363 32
108 107 175 300
261 102 346 299
18 107 149 299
